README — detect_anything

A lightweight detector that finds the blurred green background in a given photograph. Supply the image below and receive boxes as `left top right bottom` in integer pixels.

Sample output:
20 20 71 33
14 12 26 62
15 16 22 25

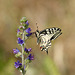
0 0 75 75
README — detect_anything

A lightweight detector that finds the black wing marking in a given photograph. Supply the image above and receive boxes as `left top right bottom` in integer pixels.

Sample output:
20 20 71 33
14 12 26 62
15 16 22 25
50 31 62 41
43 40 51 54
39 27 62 40
50 28 62 41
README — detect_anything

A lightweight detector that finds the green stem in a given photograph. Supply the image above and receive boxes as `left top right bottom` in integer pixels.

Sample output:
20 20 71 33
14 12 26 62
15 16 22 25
22 30 26 75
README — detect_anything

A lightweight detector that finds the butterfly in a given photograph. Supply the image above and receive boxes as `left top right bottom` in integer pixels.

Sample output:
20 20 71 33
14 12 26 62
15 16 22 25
33 24 62 54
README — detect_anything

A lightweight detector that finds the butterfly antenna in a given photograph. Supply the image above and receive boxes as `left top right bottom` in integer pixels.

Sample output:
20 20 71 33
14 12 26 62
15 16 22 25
36 23 38 30
32 23 38 34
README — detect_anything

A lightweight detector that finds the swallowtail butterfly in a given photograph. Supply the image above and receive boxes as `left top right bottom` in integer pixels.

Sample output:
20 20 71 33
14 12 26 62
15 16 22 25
34 24 62 54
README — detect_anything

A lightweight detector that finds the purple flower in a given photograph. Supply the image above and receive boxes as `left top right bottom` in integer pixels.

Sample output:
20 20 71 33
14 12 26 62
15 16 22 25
17 38 24 45
28 54 34 60
14 60 22 68
13 48 20 54
17 29 20 33
26 33 32 37
25 21 29 25
25 28 32 37
25 28 31 33
24 48 31 53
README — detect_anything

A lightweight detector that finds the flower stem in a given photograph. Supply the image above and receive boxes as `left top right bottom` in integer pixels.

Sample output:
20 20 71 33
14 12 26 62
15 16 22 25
22 30 25 75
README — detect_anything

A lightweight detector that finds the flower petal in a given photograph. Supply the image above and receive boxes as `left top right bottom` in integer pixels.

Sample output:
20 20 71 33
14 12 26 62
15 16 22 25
28 54 34 60
17 38 24 45
14 60 22 68
25 28 31 33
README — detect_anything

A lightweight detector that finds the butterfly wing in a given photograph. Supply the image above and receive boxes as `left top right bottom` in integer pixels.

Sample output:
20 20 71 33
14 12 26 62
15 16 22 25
40 27 62 41
39 27 62 54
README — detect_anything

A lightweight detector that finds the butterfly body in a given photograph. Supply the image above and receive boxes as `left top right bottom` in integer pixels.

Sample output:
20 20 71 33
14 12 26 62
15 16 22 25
35 27 62 54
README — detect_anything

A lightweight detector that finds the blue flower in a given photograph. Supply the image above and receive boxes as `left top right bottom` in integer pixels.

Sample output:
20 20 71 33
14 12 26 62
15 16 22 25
25 21 29 25
17 38 24 45
27 54 34 60
13 48 20 54
24 48 31 53
14 60 22 68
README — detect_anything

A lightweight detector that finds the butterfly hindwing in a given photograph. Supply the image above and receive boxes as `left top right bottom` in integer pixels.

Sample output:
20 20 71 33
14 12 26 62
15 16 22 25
40 34 51 53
